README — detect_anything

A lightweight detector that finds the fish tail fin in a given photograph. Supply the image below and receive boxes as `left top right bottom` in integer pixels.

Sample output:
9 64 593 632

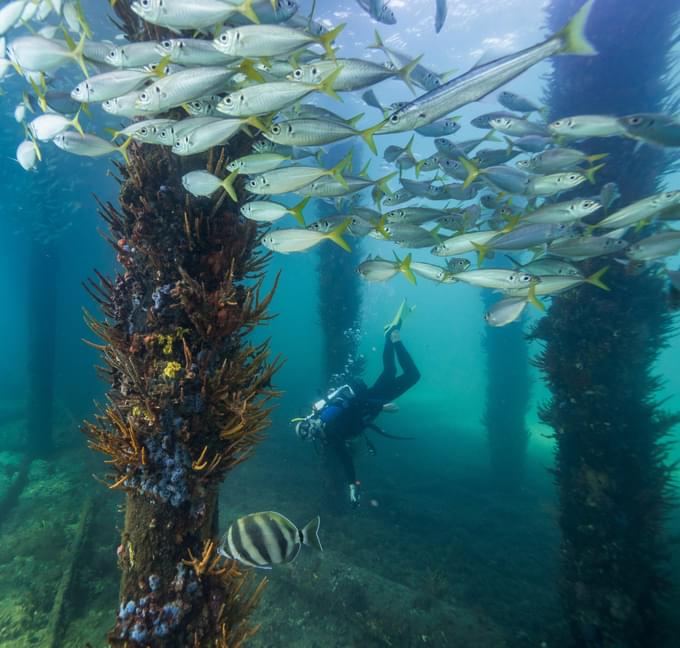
220 169 239 202
347 111 365 127
66 29 89 78
301 516 323 551
586 152 608 163
328 150 351 189
71 110 85 137
503 136 514 156
404 133 415 157
245 115 266 133
117 136 133 165
317 65 343 102
376 170 397 197
74 0 94 39
29 133 42 162
458 156 480 188
584 162 605 184
430 223 443 244
471 241 490 266
319 23 345 60
558 0 597 56
359 119 385 155
375 214 390 239
28 77 47 112
482 128 500 144
527 283 545 311
358 159 371 178
290 196 309 226
369 29 384 50
154 55 172 77
398 252 417 285
397 54 423 95
238 58 265 82
586 265 610 291
325 218 352 252
237 0 260 24
414 160 425 178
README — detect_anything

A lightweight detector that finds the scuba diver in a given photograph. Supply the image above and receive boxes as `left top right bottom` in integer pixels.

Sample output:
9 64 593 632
295 300 420 508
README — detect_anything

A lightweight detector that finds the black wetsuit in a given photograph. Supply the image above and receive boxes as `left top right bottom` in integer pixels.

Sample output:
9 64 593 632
324 335 420 484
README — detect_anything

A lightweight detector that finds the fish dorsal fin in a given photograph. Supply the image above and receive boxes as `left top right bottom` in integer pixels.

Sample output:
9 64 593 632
471 46 514 70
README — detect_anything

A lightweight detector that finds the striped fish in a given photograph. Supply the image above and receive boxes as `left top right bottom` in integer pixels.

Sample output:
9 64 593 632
218 512 322 569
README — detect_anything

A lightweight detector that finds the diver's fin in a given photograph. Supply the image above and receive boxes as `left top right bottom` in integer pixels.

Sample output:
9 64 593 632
384 298 408 334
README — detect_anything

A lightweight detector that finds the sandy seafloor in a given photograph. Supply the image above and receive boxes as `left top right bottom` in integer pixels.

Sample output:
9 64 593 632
0 403 563 648
1 397 679 647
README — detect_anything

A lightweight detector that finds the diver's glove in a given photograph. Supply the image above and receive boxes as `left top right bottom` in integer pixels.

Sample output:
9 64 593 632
348 482 361 509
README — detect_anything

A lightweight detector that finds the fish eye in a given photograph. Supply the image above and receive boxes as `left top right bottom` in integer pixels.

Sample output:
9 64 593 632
140 92 148 101
293 69 302 78
568 174 579 180
140 127 148 135
271 125 280 133
629 116 642 125
141 0 150 6
161 40 171 48
389 114 399 123
109 49 117 58
224 96 232 104
220 33 228 42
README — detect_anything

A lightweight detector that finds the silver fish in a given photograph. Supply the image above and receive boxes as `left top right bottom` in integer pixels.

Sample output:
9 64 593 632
595 191 680 230
379 0 596 133
626 231 680 262
619 113 680 148
485 297 528 327
131 0 259 31
497 90 543 113
548 114 627 139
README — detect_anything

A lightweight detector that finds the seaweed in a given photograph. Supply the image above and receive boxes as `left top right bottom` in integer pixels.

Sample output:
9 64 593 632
81 4 281 645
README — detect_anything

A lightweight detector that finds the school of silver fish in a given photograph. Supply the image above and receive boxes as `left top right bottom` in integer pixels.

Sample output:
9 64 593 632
2 0 679 328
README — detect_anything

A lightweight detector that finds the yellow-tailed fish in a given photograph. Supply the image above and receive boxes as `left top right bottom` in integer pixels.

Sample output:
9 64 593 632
261 219 351 253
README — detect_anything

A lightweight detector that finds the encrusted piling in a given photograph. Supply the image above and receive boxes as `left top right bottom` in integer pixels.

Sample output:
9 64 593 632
83 4 280 645
535 1 680 645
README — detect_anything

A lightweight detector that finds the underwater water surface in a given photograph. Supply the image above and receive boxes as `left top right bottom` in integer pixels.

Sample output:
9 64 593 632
1 0 680 647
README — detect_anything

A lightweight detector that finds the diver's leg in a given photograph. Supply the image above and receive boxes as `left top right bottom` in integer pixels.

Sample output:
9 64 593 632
369 335 397 395
375 333 421 401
